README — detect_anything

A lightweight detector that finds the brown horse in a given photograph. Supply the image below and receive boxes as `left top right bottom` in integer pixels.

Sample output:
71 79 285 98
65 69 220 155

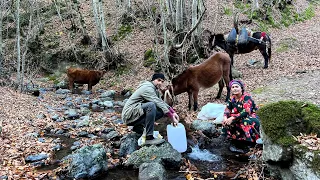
171 52 232 111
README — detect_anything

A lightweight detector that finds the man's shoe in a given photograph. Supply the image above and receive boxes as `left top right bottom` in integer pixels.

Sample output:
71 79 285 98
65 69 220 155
144 138 165 145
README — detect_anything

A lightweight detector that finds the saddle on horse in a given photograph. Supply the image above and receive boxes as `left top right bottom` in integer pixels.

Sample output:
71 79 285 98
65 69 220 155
227 27 249 47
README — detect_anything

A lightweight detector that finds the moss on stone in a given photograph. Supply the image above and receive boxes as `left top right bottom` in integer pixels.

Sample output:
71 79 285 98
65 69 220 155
301 104 320 136
258 100 320 146
259 102 320 146
278 136 297 147
258 101 304 144
310 150 320 172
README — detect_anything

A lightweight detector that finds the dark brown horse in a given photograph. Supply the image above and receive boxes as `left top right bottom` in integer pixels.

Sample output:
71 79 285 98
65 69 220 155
171 52 231 111
208 31 272 68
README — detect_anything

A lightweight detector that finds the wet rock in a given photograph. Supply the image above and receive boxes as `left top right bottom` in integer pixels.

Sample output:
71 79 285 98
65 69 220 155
31 161 46 167
91 99 101 104
101 131 119 140
71 141 81 151
78 131 88 137
65 97 72 101
102 128 114 134
52 144 63 151
55 129 65 134
65 102 74 107
66 109 79 120
75 97 82 105
37 113 46 119
66 144 108 179
80 104 89 108
104 109 115 113
76 116 90 128
81 90 92 95
113 119 124 124
56 89 71 94
100 90 115 98
99 97 113 102
119 133 139 157
0 175 8 180
139 162 166 180
102 101 114 108
25 153 49 163
25 132 39 138
38 138 46 143
191 120 217 137
125 142 182 169
51 114 59 121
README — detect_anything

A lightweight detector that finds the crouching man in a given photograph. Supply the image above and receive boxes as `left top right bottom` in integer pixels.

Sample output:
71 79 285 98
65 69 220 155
121 73 179 145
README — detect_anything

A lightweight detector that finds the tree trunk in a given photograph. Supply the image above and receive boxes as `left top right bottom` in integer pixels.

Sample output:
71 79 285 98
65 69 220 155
165 0 174 25
92 0 108 50
0 1 3 72
16 0 21 90
160 0 171 78
191 0 198 36
175 0 183 32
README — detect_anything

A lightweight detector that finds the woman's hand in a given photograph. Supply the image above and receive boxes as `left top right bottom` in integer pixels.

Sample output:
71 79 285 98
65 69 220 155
222 116 235 126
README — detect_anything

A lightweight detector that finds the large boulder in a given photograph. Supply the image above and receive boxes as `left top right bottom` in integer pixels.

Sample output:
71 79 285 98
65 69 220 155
119 133 139 157
258 101 320 179
66 144 108 179
139 162 166 180
124 142 182 169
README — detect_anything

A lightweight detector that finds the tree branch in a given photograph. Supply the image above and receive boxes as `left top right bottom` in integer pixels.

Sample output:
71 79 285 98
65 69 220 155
173 0 206 49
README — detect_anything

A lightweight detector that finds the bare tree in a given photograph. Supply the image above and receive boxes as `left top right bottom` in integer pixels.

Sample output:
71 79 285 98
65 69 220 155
16 0 21 90
175 0 183 32
0 0 11 72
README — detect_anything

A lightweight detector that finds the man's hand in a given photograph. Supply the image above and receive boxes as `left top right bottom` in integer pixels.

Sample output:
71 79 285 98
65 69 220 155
172 113 179 126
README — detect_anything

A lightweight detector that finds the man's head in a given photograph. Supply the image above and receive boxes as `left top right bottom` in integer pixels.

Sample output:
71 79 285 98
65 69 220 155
151 73 165 89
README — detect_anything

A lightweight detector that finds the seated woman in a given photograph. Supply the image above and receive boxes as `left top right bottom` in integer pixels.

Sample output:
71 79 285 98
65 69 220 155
222 79 261 153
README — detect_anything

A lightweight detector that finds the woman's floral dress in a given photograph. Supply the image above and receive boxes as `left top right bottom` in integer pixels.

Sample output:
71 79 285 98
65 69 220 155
223 92 260 142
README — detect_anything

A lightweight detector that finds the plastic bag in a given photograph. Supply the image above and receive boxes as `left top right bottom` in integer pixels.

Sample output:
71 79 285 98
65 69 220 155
137 130 163 146
197 103 226 124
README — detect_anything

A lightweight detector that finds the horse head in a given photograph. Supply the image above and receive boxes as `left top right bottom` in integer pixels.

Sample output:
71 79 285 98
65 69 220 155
171 69 190 96
161 85 175 107
209 34 227 51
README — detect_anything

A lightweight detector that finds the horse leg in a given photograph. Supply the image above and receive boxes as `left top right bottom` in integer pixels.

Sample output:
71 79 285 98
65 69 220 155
193 89 199 111
260 48 269 68
216 79 224 99
225 86 230 102
228 52 235 67
188 91 193 111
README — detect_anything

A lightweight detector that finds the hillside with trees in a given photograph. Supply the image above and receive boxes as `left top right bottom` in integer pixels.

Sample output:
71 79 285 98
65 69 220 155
1 0 320 179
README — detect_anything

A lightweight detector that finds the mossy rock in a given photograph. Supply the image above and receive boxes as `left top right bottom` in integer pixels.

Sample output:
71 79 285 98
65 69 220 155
257 101 320 146
294 145 320 173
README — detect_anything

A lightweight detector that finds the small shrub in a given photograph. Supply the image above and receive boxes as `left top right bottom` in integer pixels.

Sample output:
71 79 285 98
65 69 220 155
223 7 232 16
111 24 133 41
143 49 156 67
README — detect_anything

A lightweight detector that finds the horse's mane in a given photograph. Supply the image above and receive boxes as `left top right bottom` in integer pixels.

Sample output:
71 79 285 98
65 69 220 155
214 34 226 41
172 69 191 84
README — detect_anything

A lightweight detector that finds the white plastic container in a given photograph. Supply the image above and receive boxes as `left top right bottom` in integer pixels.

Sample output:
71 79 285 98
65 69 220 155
167 123 187 153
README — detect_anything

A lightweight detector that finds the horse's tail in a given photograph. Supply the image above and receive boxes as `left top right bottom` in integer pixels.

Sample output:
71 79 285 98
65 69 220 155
267 34 272 62
229 62 233 81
